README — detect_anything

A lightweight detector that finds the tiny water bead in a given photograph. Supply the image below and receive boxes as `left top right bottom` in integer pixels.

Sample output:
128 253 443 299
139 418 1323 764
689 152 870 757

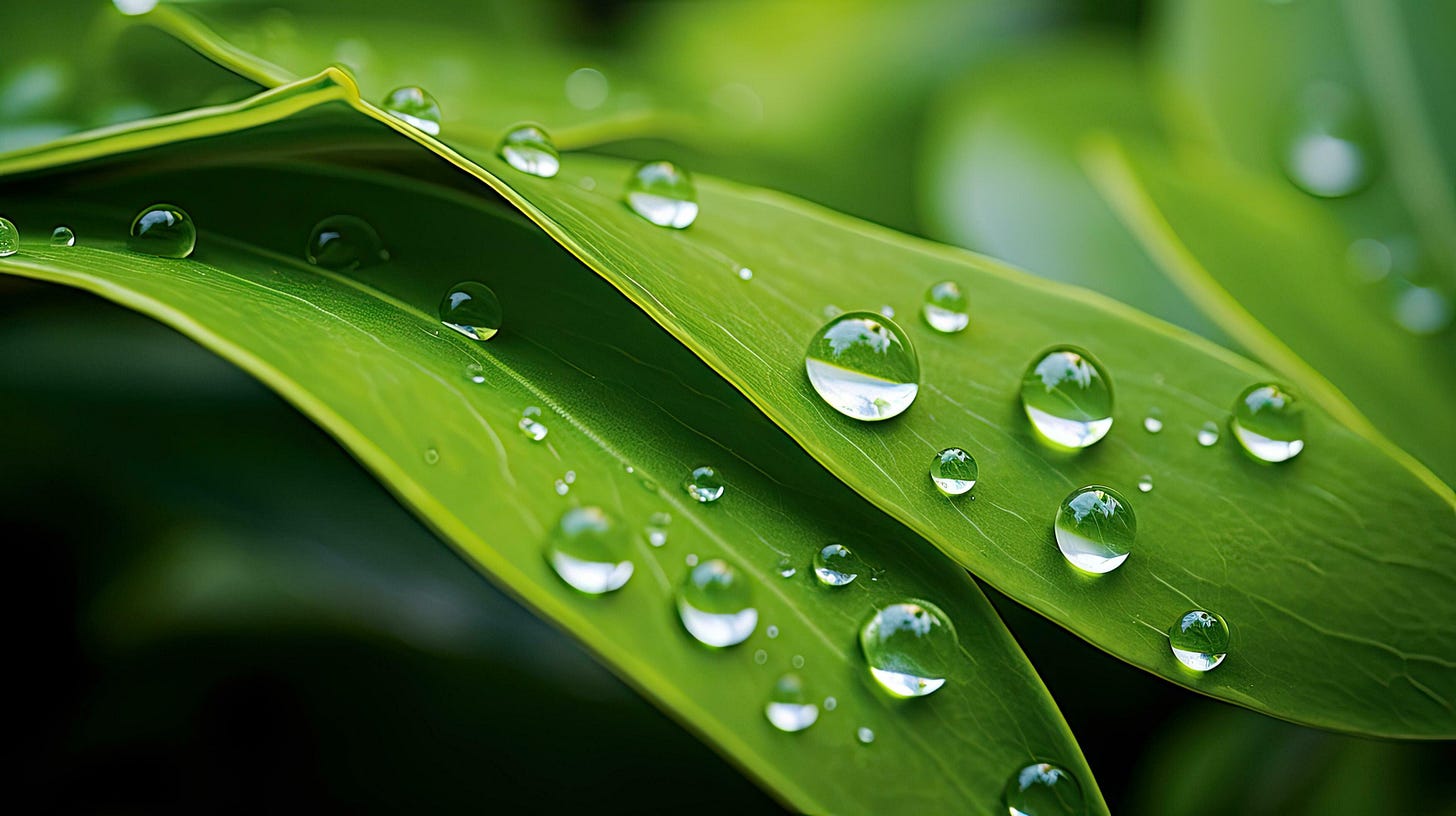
823 696 837 711
381 86 442 135
1020 347 1113 449
423 447 440 465
754 649 769 665
879 305 895 318
813 543 864 587
804 311 920 421
50 226 75 247
860 600 957 698
736 266 753 281
1142 412 1163 434
1003 762 1085 816
930 447 978 496
624 161 698 228
1231 383 1306 463
128 204 195 258
465 363 486 384
518 406 548 441
1168 609 1230 672
766 625 779 639
765 674 819 733
645 511 671 547
677 559 758 647
922 280 969 333
306 215 385 270
1282 81 1376 198
439 281 504 341
683 465 726 503
1054 485 1136 574
545 506 634 595
857 727 875 745
1137 474 1153 493
0 217 18 256
497 123 560 178
776 556 797 578
1197 421 1220 447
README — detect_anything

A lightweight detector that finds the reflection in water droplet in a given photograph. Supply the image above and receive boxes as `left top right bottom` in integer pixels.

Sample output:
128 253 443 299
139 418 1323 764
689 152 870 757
381 86 442 135
625 161 698 228
1197 422 1220 447
1137 474 1153 493
683 466 726 503
930 447 978 496
1054 485 1135 574
677 559 757 647
1282 81 1376 198
813 544 864 586
645 511 671 547
306 215 384 270
1231 383 1305 463
1020 347 1113 448
1169 609 1230 672
765 674 818 733
545 506 634 595
129 204 195 258
1003 762 1085 816
922 280 970 333
497 123 560 178
0 217 18 257
805 311 920 421
439 281 503 342
50 226 75 247
860 600 956 698
857 727 875 745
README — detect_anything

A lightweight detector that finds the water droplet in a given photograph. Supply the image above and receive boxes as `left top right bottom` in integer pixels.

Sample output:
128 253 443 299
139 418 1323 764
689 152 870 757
737 266 753 281
685 553 698 567
497 123 560 178
805 311 920 421
860 600 956 698
813 543 864 587
1231 383 1305 463
1020 347 1113 448
822 304 841 319
930 447 978 496
545 506 634 595
516 406 548 442
776 556 797 578
754 649 769 665
645 511 671 547
578 176 597 191
50 226 75 247
1282 82 1376 198
1054 485 1135 574
766 625 779 639
1143 412 1163 434
381 86 441 135
439 281 503 341
424 447 440 465
113 0 158 15
878 305 895 318
1347 238 1392 282
1137 474 1153 493
1003 762 1085 816
1394 286 1453 335
0 217 18 257
625 161 698 228
765 674 818 733
554 478 570 496
823 696 837 711
857 727 875 745
1193 422 1219 447
128 204 195 258
563 470 576 485
306 215 384 270
1168 609 1230 671
922 280 969 333
677 558 757 647
564 67 608 110
463 363 485 384
683 465 725 503
791 654 805 669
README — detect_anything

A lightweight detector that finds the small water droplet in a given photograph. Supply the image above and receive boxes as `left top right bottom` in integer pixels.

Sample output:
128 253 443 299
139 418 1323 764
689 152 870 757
1020 347 1113 449
822 304 841 318
1197 421 1220 447
128 204 195 258
860 600 956 698
563 470 576 485
1143 411 1163 434
677 558 757 647
754 649 769 665
776 556 797 578
685 553 698 567
306 215 383 270
554 479 570 496
922 280 969 333
545 506 634 594
765 673 818 733
424 447 440 465
683 465 725 503
1055 486 1135 574
439 281 503 341
857 727 875 745
813 543 864 587
766 625 779 639
517 406 548 442
50 226 75 247
381 86 442 135
497 123 560 178
113 0 158 15
1003 762 1085 816
0 217 18 256
791 654 805 669
805 311 920 421
625 161 698 228
823 696 837 711
578 176 597 191
737 266 753 281
878 305 895 318
1282 81 1376 198
645 511 671 547
1394 286 1452 335
1231 383 1305 463
564 67 608 110
930 447 978 496
1169 609 1230 671
1137 474 1153 493
1347 238 1392 282
465 363 486 384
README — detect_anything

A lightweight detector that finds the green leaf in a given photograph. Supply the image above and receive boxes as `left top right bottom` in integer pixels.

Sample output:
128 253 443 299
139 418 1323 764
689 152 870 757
0 99 1104 812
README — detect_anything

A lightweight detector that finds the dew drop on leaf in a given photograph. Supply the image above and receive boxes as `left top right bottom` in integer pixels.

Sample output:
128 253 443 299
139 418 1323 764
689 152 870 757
930 447 978 496
50 226 75 247
677 558 757 647
439 281 503 342
545 506 634 595
380 86 442 135
765 673 818 733
306 215 384 270
497 123 560 178
859 600 956 698
804 311 920 421
812 543 864 587
1231 383 1305 463
1054 485 1135 574
1020 346 1113 449
683 465 725 503
922 280 969 333
624 161 698 228
129 204 195 259
1168 609 1230 672
0 217 19 257
1003 762 1085 816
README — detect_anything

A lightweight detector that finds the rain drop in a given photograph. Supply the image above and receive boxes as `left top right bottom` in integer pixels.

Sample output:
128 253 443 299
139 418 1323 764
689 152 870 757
823 696 837 711
1197 422 1220 447
518 406 548 441
1003 762 1085 816
857 727 875 745
860 600 956 698
776 556 797 579
1282 81 1376 198
1231 383 1305 463
1143 411 1163 434
1020 346 1113 449
50 226 75 247
813 543 864 587
465 363 486 384
683 465 725 503
930 447 978 496
128 204 195 258
0 217 18 256
677 558 757 647
922 280 969 333
804 311 920 421
645 511 671 547
1054 485 1135 574
624 161 698 228
381 86 442 135
766 625 779 639
1168 609 1230 672
545 506 634 595
306 215 384 270
497 123 560 178
439 281 503 341
737 266 753 281
1137 474 1153 493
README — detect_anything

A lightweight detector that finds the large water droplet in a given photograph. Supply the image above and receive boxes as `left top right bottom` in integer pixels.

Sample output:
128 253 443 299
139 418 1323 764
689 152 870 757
813 543 864 587
545 506 634 595
860 600 956 698
129 204 195 258
1003 762 1085 816
1231 383 1305 463
805 311 920 421
50 226 75 247
381 86 442 135
439 281 503 341
1054 485 1135 574
1168 609 1230 672
518 406 548 441
677 559 757 647
765 673 819 733
1197 421 1220 447
1282 82 1376 198
306 215 384 270
922 280 969 333
0 217 18 257
625 161 698 228
645 511 671 547
677 465 726 504
498 123 560 178
930 447 978 496
1020 347 1113 448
